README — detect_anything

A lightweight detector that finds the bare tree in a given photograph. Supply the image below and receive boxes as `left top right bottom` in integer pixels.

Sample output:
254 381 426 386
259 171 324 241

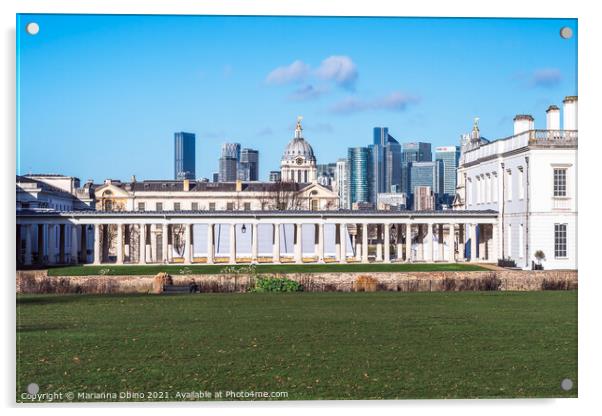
259 182 303 210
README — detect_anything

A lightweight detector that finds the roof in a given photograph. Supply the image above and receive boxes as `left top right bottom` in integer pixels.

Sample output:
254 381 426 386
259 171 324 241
101 180 333 193
16 175 77 199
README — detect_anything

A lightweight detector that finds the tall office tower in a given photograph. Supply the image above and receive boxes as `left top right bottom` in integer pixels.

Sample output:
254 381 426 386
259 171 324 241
335 158 349 209
401 142 432 194
239 148 259 181
269 170 282 182
174 132 196 180
218 142 241 182
317 163 337 186
409 160 443 209
347 147 373 206
371 128 402 202
212 172 219 183
435 145 460 206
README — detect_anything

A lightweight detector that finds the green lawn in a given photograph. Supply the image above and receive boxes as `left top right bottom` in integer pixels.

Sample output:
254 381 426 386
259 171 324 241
17 291 577 401
46 262 487 276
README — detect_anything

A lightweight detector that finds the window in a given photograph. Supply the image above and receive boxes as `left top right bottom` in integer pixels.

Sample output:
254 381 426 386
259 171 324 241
554 168 567 197
555 224 567 258
156 202 163 211
466 179 472 206
506 169 512 201
226 202 234 211
311 200 318 210
174 202 181 211
243 202 251 210
138 202 145 211
518 167 524 200
209 202 216 211
191 202 199 211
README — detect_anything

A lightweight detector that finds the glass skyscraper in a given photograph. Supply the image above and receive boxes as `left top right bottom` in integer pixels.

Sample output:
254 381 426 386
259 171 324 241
174 132 196 180
402 142 432 195
409 160 443 208
219 143 240 182
371 127 402 202
435 145 460 205
239 148 259 181
347 147 373 206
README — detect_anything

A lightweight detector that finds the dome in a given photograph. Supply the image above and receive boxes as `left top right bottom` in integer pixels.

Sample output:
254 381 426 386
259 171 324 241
281 117 316 162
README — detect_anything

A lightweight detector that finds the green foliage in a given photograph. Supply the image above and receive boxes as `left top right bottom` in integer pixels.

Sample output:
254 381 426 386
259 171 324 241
251 276 302 292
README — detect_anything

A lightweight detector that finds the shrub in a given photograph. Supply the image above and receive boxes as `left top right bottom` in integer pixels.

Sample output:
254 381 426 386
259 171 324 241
352 275 378 292
498 258 516 268
541 279 571 290
251 277 302 292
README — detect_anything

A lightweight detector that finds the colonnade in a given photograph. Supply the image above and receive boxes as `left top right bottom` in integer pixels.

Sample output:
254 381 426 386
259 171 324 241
16 214 499 266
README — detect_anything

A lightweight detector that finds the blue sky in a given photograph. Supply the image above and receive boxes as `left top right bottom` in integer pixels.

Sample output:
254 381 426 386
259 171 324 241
17 14 577 182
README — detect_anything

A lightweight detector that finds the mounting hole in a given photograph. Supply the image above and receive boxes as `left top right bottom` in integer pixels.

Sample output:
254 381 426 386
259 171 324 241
26 22 40 35
561 378 573 391
560 26 573 39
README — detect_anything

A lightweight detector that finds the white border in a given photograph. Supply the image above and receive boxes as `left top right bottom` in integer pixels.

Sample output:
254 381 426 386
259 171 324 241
2 1 600 415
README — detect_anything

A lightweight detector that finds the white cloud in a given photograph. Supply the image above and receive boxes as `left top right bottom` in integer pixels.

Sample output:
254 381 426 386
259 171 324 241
315 55 358 89
265 60 310 85
330 91 420 114
288 84 329 101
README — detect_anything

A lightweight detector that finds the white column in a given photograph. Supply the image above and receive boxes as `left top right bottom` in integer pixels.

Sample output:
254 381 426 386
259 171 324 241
150 224 156 262
116 224 124 265
396 225 403 260
139 224 147 264
229 224 236 264
252 223 259 262
362 223 369 263
405 223 412 262
491 223 499 262
184 224 192 265
425 223 433 262
339 223 347 263
162 224 169 263
383 223 390 263
318 223 325 263
355 224 362 261
469 223 477 262
48 224 56 264
295 224 303 264
438 224 444 261
376 224 383 262
334 224 341 261
207 224 214 264
447 224 456 262
272 224 280 263
70 225 78 264
23 225 32 266
93 224 101 264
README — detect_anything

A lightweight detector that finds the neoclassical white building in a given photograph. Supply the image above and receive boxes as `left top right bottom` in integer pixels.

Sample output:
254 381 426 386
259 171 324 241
280 117 318 183
455 96 577 270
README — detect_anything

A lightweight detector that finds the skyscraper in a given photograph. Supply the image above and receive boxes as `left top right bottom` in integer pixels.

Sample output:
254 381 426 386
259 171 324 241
409 160 443 208
402 142 432 194
219 143 240 182
347 147 373 206
371 128 402 201
335 159 348 209
239 148 259 181
174 132 196 180
435 145 460 205
317 163 337 186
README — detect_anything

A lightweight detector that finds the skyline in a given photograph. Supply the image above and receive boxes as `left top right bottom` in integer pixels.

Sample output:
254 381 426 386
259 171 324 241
17 14 577 182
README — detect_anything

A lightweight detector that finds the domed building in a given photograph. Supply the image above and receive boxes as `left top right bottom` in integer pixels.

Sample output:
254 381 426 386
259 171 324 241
281 117 317 183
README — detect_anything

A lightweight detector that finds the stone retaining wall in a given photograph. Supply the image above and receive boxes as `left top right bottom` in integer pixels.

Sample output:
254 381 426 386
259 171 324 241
16 270 578 294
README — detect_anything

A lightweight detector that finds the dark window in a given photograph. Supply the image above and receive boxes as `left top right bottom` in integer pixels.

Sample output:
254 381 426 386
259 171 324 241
554 224 567 258
138 202 145 211
156 202 163 211
209 203 216 211
174 202 181 211
244 202 251 210
227 202 234 211
191 202 199 210
554 168 567 197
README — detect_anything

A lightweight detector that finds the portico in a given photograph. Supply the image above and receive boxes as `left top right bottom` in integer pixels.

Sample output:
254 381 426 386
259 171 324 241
16 210 499 267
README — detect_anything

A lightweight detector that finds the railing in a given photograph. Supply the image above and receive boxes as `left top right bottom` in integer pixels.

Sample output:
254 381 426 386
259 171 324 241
463 129 577 164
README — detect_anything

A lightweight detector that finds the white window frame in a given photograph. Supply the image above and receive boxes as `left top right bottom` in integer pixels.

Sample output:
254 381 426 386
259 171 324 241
554 223 568 258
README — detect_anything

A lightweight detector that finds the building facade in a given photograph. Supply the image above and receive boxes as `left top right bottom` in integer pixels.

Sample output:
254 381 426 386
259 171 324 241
402 142 432 196
218 142 240 182
455 96 577 270
335 158 349 209
239 148 259 181
371 127 402 201
174 132 196 180
409 160 443 208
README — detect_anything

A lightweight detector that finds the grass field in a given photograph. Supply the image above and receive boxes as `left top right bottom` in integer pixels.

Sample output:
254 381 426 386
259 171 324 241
46 262 487 276
16 291 577 401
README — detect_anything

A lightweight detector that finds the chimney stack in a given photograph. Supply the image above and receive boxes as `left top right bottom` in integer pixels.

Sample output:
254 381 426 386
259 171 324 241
513 114 534 135
546 105 560 131
183 178 190 192
562 96 578 130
